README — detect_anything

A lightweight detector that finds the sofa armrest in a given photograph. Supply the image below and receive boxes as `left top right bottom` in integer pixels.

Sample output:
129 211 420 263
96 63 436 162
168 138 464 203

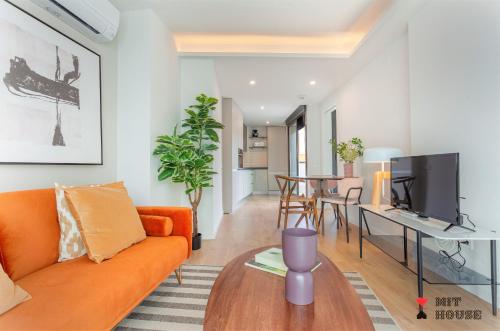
136 206 192 257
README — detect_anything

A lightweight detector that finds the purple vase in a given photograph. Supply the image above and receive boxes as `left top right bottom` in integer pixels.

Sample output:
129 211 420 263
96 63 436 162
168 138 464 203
282 228 318 305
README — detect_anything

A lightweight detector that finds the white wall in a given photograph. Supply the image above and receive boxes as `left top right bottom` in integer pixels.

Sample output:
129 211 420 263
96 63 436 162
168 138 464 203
305 103 322 175
222 98 245 213
0 0 118 191
222 98 233 213
148 11 181 206
315 33 411 235
409 0 500 304
180 58 223 239
116 10 151 203
116 10 181 205
318 33 411 177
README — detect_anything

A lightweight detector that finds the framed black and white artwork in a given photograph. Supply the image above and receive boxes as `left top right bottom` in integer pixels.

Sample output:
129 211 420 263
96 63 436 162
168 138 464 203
0 0 102 164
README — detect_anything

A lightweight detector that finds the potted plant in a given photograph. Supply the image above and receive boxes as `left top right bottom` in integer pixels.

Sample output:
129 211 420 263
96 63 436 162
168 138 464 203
153 94 224 250
329 137 364 177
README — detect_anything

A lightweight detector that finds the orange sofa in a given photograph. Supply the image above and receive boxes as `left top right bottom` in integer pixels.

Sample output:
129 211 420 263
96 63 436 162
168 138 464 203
0 188 192 330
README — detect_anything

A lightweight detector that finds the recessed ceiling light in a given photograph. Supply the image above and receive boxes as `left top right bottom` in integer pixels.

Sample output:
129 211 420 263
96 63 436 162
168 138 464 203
266 121 270 125
309 80 316 86
260 106 265 110
249 80 256 85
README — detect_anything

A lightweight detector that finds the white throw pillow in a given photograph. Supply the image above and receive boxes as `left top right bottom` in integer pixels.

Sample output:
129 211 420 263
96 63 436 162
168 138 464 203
55 183 87 262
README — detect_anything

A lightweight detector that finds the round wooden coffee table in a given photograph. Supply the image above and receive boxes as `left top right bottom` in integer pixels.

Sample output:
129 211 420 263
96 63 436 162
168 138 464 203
204 246 374 330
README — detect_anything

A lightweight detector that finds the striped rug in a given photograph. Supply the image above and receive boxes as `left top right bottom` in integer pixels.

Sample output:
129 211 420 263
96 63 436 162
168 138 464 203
116 265 400 331
343 272 401 331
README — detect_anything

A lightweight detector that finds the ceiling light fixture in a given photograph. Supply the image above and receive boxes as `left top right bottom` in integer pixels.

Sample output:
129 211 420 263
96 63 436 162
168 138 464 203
249 80 256 85
309 80 316 86
260 106 265 110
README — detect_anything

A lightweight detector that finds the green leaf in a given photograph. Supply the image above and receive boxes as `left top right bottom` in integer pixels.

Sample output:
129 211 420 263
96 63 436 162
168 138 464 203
158 168 174 181
204 143 218 151
205 128 219 142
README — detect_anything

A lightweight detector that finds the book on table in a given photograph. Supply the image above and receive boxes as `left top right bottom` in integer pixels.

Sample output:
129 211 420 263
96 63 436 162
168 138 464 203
245 247 321 277
255 247 287 270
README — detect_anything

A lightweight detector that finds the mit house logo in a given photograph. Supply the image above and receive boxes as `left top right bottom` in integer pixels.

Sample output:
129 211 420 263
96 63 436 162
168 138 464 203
416 297 483 321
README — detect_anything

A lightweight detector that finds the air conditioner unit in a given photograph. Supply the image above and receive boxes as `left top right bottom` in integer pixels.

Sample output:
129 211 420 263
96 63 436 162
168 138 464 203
30 0 120 42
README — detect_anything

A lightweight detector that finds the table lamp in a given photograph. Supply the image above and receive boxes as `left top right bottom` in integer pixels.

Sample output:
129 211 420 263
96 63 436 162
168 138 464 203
363 147 403 207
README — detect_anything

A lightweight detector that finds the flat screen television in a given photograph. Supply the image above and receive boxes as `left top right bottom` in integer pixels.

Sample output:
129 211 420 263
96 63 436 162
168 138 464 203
390 153 461 225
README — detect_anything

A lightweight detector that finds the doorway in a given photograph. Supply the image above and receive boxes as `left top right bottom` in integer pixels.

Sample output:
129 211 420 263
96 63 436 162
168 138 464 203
286 106 307 195
331 110 337 175
297 122 307 194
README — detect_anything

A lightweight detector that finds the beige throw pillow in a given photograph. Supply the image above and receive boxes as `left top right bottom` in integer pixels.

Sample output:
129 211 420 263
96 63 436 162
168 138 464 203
64 185 146 263
55 182 125 262
1 266 31 315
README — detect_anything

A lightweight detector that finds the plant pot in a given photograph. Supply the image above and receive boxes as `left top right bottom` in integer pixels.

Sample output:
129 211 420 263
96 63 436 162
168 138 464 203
344 163 354 178
192 233 202 250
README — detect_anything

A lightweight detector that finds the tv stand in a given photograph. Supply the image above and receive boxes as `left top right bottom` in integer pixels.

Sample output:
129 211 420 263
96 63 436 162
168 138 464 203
442 223 475 232
359 204 499 319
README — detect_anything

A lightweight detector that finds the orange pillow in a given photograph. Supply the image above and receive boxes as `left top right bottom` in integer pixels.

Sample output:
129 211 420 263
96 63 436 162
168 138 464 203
139 215 173 237
55 181 125 262
1 266 31 315
64 185 146 263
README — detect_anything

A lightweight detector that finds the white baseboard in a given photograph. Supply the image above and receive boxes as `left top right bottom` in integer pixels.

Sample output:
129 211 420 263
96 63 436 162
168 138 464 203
252 191 268 195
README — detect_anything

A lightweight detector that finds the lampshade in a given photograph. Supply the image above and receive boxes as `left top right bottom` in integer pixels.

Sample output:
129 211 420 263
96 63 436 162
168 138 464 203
363 147 403 163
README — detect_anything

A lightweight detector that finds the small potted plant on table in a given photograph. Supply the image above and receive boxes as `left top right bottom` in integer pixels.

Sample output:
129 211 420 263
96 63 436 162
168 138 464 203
329 137 364 177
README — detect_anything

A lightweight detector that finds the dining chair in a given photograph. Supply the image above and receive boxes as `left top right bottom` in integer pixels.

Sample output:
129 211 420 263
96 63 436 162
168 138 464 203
318 177 371 242
307 179 336 228
275 175 317 230
308 179 338 231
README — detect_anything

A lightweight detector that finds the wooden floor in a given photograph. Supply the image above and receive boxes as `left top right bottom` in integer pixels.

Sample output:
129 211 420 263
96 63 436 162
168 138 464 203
188 195 499 330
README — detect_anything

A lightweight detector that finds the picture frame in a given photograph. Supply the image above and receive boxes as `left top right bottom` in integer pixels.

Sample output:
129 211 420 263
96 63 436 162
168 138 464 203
0 0 102 165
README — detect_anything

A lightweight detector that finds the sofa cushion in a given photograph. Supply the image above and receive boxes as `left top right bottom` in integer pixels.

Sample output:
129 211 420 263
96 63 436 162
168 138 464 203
0 189 59 281
0 236 188 330
140 215 173 237
65 185 146 263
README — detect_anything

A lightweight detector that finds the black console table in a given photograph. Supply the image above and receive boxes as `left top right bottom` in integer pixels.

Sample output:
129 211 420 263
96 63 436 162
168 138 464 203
358 204 499 319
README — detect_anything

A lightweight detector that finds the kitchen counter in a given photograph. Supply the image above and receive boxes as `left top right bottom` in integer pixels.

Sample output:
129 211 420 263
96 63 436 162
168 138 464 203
238 167 268 170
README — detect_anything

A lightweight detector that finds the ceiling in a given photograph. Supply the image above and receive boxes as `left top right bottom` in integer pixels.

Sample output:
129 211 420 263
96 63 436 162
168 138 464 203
111 0 425 126
112 0 391 56
214 57 345 125
112 0 373 36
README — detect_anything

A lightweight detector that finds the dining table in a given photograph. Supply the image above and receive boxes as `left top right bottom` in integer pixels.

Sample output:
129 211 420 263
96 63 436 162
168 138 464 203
288 174 345 198
288 175 352 233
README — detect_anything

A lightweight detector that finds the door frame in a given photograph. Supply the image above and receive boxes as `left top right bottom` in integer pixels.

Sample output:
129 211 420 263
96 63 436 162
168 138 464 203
286 105 307 177
331 109 337 175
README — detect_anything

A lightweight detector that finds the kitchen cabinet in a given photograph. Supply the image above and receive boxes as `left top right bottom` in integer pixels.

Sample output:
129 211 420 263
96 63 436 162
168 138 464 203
236 169 254 202
253 169 268 194
243 126 267 168
267 126 288 191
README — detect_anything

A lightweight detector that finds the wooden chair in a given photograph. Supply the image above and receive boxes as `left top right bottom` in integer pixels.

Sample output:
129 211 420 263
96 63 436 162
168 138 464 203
318 178 371 242
275 175 317 230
